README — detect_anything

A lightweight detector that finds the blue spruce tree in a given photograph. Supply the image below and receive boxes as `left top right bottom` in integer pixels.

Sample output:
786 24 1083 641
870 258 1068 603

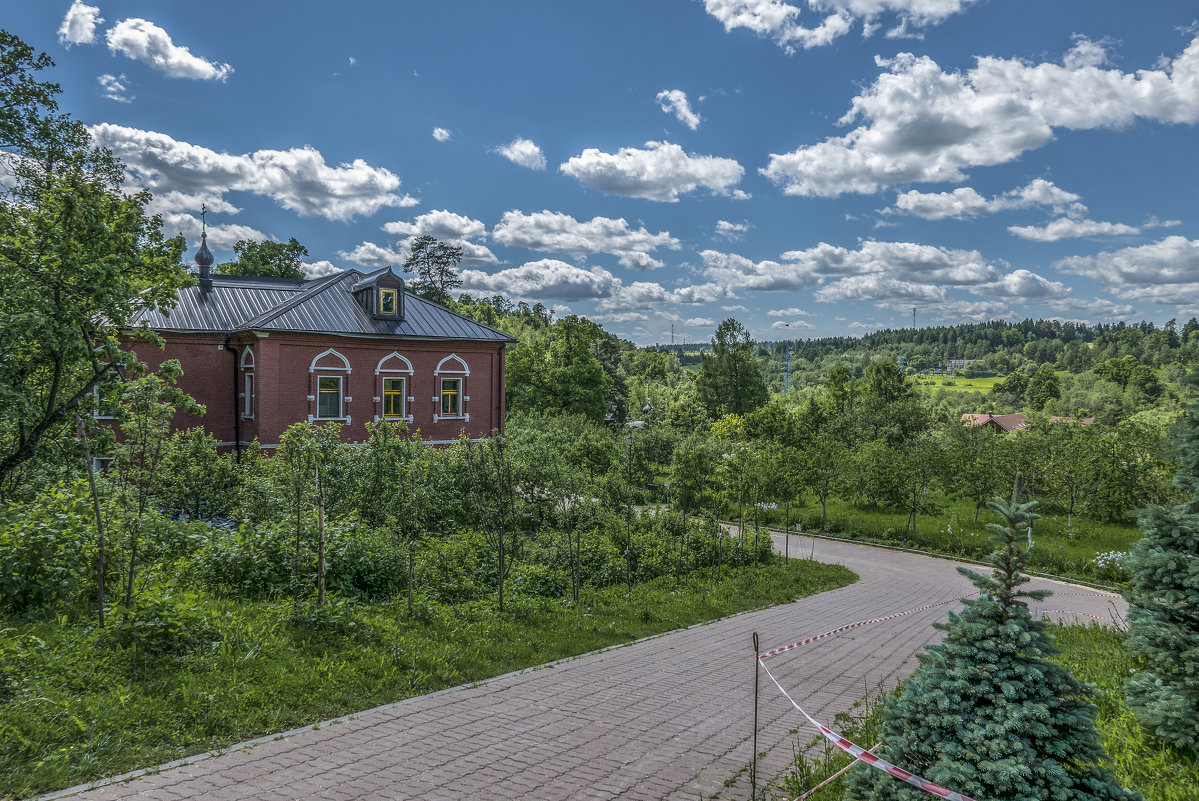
1124 375 1199 748
845 475 1136 801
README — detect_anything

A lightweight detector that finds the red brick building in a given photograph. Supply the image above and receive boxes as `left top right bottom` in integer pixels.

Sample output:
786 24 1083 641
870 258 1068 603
126 232 514 450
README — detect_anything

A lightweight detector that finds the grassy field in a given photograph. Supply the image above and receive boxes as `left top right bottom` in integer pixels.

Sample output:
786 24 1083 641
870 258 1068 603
774 623 1199 801
911 373 1002 393
0 558 854 798
740 496 1141 585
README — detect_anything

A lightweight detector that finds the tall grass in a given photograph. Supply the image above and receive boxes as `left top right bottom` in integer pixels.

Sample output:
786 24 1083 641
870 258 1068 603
0 558 854 798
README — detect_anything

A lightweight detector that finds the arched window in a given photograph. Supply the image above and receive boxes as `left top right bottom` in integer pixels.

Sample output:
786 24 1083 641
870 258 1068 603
240 346 256 419
374 352 413 423
433 353 469 422
309 348 351 422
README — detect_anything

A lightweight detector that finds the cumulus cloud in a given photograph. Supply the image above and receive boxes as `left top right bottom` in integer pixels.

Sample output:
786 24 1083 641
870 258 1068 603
1008 217 1141 242
432 127 451 142
106 18 233 81
90 123 417 222
763 35 1199 196
338 242 408 268
495 137 547 170
58 0 104 47
893 179 1081 220
702 0 978 51
701 250 819 292
770 319 815 329
926 299 1014 322
383 210 487 241
815 274 947 303
98 73 132 103
1046 297 1137 319
974 269 1070 298
685 317 717 327
560 141 744 202
462 259 619 301
767 307 812 316
1057 236 1199 303
778 240 998 285
491 210 680 271
715 219 750 241
656 89 701 130
303 260 342 278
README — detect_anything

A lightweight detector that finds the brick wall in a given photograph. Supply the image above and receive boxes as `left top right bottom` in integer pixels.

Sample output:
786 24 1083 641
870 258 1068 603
126 332 507 447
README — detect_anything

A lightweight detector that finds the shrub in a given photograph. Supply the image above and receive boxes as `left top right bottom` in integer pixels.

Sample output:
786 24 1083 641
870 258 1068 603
0 481 93 614
107 584 215 656
192 522 292 598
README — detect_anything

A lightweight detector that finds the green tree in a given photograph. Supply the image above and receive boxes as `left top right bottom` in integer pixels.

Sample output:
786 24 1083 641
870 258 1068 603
1026 365 1061 410
0 31 188 495
1124 378 1199 748
696 318 768 418
845 476 1135 801
215 237 309 279
403 234 462 304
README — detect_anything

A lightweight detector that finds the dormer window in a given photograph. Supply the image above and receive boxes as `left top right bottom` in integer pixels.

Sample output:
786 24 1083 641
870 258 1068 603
380 288 397 315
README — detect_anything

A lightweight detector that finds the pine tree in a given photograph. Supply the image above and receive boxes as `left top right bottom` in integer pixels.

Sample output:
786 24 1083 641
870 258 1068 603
1124 375 1199 749
845 475 1136 801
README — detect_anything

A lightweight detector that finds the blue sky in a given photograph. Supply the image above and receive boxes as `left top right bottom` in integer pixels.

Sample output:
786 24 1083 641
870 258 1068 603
9 1 1199 344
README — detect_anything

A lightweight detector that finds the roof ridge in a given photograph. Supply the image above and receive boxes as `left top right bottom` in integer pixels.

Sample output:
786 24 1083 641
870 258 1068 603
404 291 516 342
236 269 361 329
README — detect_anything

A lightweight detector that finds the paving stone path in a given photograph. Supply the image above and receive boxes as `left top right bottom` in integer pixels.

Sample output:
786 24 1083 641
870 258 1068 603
52 533 1125 801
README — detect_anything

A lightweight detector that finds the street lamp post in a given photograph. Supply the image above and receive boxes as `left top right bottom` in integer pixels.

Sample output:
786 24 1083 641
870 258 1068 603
624 417 647 598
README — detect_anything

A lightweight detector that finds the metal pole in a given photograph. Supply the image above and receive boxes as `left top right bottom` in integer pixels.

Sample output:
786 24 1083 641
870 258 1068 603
77 417 106 628
626 432 633 598
752 631 760 801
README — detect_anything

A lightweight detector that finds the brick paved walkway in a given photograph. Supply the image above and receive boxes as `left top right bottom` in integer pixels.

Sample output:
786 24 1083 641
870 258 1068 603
50 534 1124 801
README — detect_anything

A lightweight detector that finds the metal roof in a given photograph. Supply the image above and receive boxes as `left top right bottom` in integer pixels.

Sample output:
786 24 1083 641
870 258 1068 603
133 270 515 343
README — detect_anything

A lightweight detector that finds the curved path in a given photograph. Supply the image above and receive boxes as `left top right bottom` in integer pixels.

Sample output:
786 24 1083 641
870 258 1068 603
51 533 1124 801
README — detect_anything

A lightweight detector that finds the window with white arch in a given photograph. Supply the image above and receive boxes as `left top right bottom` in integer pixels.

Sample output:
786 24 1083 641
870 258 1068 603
309 348 352 423
240 346 256 420
374 352 413 423
433 353 470 422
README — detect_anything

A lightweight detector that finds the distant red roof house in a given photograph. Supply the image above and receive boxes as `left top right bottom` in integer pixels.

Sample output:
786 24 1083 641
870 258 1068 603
961 413 1030 432
118 231 515 452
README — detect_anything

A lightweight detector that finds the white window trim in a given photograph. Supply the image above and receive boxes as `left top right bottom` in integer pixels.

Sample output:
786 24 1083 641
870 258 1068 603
380 375 411 422
374 352 414 375
309 348 352 374
315 374 345 421
91 385 117 420
434 353 470 376
435 376 468 423
241 371 256 420
240 346 255 369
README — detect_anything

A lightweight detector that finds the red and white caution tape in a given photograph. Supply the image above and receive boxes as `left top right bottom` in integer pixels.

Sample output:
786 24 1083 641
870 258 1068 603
759 597 965 659
792 743 879 801
759 658 976 801
1034 608 1117 622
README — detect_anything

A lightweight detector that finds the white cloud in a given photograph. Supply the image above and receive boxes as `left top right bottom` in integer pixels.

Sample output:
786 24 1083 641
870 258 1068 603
461 259 620 301
453 240 500 266
702 0 977 51
715 219 750 241
58 0 104 47
893 179 1080 220
90 124 417 222
591 311 651 324
778 240 998 285
338 242 408 268
303 260 342 278
560 141 744 202
763 35 1199 196
1046 297 1137 319
700 250 819 292
974 269 1070 298
767 307 812 316
1008 217 1141 242
684 317 717 327
432 127 452 142
106 18 233 81
815 274 946 303
770 319 815 329
656 89 701 130
348 57 357 66
491 210 680 271
702 1 853 51
1058 236 1199 294
926 299 1014 322
495 137 547 170
383 210 487 241
98 73 132 103
722 304 749 312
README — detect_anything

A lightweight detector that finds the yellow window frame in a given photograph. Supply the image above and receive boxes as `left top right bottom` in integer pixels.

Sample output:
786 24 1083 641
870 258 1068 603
383 377 406 419
441 378 460 417
317 375 342 419
379 288 397 315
